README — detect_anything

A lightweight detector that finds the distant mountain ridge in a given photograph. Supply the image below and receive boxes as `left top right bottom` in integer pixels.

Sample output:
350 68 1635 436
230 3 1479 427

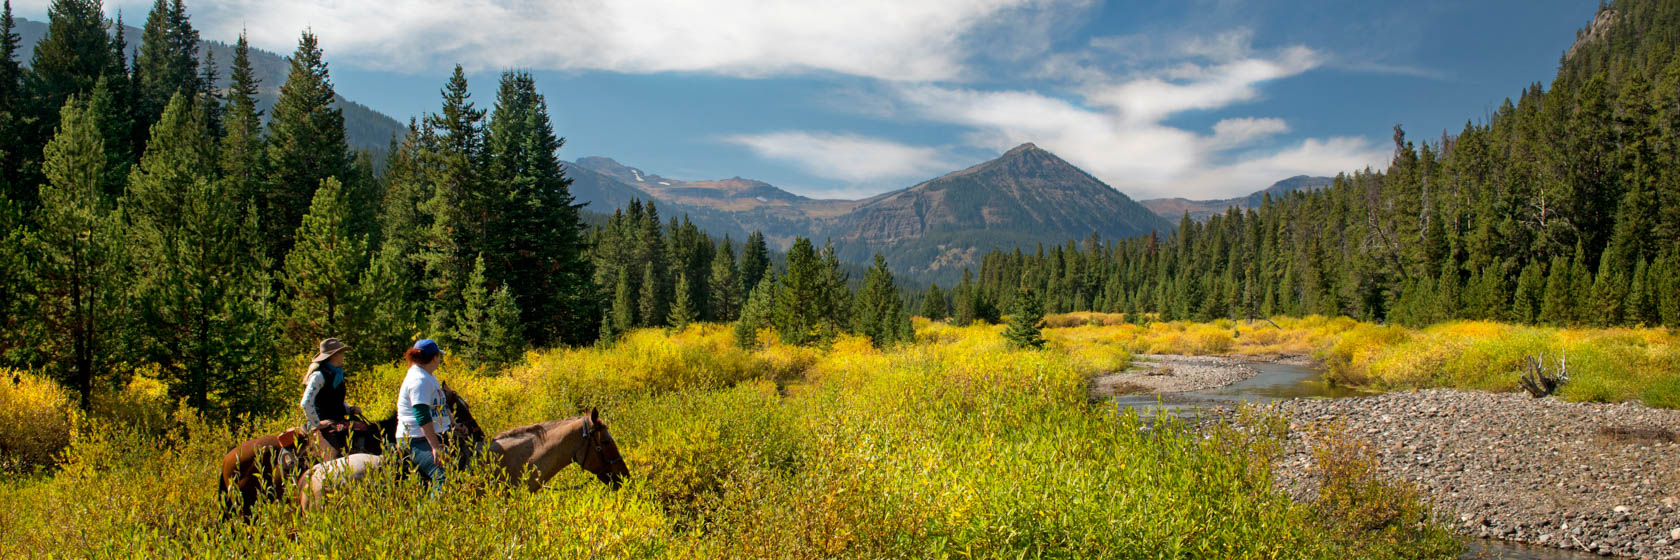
1140 175 1334 222
567 144 1176 281
15 17 407 156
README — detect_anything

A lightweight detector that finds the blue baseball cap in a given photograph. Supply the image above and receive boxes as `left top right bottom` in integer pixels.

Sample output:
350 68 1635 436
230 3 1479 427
413 339 441 360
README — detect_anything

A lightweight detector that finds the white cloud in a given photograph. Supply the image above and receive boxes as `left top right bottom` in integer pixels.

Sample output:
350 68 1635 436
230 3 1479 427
890 42 1387 200
31 0 1078 81
722 131 955 184
1208 117 1289 150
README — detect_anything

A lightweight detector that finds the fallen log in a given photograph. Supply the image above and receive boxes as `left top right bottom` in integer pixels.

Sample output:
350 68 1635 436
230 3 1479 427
1517 353 1568 398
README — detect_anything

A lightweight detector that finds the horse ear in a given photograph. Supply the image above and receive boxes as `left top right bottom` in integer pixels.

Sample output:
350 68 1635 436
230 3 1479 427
590 407 600 424
278 428 297 448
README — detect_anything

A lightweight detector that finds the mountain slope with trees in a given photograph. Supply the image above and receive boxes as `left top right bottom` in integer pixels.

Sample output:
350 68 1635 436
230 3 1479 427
935 0 1680 329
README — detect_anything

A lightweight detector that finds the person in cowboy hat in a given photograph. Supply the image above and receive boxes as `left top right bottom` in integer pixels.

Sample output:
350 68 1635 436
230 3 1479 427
299 338 362 461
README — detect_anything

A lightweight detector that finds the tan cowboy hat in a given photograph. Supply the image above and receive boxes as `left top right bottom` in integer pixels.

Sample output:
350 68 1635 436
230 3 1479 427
311 338 350 363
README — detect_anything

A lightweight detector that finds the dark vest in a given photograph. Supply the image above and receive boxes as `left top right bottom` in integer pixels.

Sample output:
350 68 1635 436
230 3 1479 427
312 365 349 422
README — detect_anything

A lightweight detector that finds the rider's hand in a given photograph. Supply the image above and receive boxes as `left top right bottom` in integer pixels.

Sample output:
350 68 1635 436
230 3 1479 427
316 419 335 431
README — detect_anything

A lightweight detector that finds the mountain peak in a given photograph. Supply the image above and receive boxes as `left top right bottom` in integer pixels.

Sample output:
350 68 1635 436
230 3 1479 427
1003 142 1041 156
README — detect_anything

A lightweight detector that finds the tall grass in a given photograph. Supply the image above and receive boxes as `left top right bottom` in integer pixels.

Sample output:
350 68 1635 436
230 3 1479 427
0 321 1456 558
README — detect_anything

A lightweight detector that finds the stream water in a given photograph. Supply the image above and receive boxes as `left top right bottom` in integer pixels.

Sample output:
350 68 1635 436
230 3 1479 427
1105 360 1617 560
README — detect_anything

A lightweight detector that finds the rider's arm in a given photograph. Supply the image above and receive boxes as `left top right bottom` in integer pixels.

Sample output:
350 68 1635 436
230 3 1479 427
299 369 324 426
414 402 445 459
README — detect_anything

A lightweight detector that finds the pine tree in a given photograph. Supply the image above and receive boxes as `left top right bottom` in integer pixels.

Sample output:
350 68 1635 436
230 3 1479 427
708 237 742 322
264 30 351 260
220 32 264 208
1004 287 1046 350
1539 255 1574 325
1512 260 1546 324
482 283 526 366
919 283 947 321
736 276 776 349
953 269 977 326
84 76 134 198
348 242 419 367
29 0 116 124
133 0 198 139
611 271 635 334
0 0 26 201
279 177 367 349
596 314 617 348
451 254 526 368
852 253 908 348
196 47 221 138
127 93 273 413
481 71 595 346
773 238 828 345
668 272 696 329
29 95 132 407
638 261 665 328
741 231 771 293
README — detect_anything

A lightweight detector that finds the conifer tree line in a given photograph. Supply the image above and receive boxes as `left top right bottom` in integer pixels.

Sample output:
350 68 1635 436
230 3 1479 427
589 206 911 349
921 0 1680 330
0 0 598 417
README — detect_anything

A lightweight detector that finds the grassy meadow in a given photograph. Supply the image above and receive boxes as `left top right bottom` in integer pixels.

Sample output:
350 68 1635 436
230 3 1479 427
0 319 1466 559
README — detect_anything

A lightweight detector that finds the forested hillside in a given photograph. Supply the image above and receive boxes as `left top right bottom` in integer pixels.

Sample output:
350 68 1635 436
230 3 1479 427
13 15 406 156
923 0 1680 329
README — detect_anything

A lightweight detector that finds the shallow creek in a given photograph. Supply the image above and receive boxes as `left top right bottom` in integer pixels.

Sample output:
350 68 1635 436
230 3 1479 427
1101 359 1617 560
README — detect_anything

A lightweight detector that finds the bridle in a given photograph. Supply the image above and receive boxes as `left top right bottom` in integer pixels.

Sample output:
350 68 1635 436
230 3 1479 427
571 417 624 471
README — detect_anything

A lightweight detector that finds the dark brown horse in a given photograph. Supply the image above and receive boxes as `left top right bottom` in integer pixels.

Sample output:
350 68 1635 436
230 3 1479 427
374 383 486 473
219 428 314 519
485 408 630 491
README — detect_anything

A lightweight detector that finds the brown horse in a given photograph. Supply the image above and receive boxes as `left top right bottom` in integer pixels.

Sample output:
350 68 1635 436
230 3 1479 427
219 428 314 519
485 408 630 491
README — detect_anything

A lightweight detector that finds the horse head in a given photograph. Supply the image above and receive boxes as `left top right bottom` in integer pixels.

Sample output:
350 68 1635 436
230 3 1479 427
579 408 630 489
442 382 486 469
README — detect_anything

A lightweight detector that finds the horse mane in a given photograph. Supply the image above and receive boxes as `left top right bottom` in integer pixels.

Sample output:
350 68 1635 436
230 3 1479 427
490 417 582 444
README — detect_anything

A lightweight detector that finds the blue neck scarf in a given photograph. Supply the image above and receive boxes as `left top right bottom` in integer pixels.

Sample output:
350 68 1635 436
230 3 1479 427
320 362 345 388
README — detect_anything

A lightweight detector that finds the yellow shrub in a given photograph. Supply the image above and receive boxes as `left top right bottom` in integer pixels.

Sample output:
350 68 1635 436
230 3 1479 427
0 369 75 472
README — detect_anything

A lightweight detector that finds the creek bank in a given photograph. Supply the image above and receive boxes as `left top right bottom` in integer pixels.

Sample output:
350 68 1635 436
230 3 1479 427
1272 390 1680 560
1090 354 1262 396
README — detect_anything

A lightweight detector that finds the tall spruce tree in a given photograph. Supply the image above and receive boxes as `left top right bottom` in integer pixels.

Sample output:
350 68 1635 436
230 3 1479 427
668 272 696 329
23 0 117 207
708 237 742 322
264 31 351 260
736 276 776 349
920 283 947 320
133 0 199 142
126 93 273 414
481 71 595 346
852 253 910 348
1004 287 1046 350
774 237 829 345
740 230 771 293
279 177 366 349
220 32 264 207
419 65 482 325
29 96 131 407
0 0 25 200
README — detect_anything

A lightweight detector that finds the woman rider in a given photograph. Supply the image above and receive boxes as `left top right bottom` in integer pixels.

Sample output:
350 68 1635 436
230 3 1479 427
396 339 453 492
299 338 361 461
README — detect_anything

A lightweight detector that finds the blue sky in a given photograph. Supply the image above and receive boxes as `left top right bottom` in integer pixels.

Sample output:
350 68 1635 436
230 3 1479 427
20 1 1597 200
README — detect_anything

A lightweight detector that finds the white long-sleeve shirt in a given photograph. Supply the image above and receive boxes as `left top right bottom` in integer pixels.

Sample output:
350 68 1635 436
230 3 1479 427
300 369 327 425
